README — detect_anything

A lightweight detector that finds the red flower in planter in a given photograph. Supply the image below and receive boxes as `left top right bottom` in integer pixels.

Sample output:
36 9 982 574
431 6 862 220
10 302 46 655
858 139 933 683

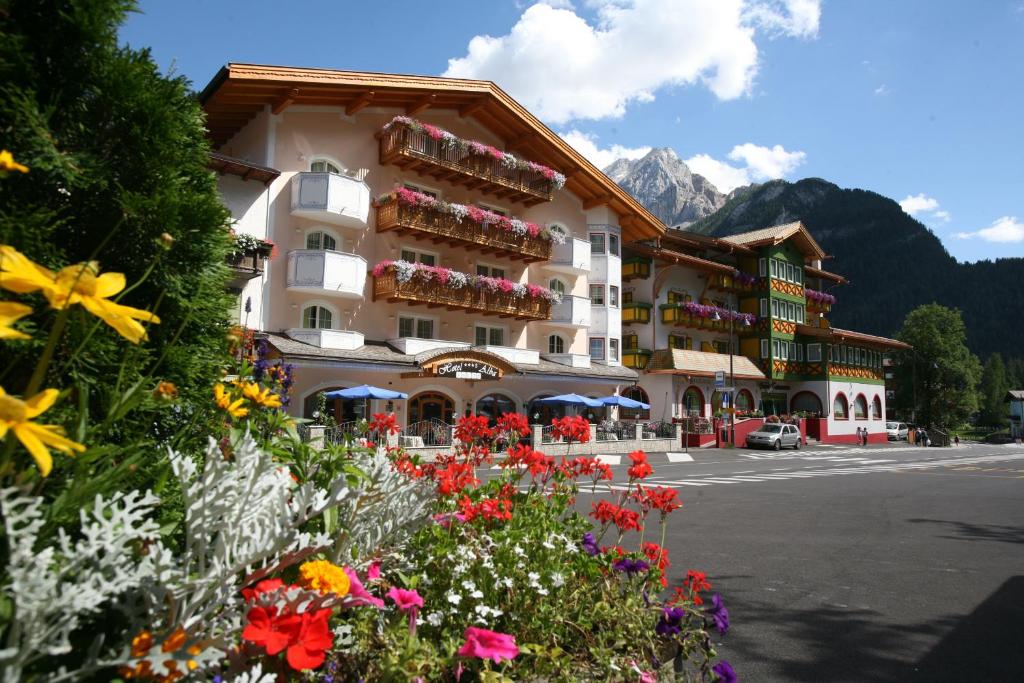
242 606 333 671
369 412 400 436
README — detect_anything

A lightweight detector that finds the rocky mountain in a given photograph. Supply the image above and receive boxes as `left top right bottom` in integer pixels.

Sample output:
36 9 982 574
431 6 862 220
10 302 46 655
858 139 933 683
603 148 727 226
605 150 1023 360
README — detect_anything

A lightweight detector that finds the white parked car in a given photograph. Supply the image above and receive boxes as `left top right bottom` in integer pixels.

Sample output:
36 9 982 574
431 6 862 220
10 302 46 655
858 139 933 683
746 423 802 450
886 422 909 441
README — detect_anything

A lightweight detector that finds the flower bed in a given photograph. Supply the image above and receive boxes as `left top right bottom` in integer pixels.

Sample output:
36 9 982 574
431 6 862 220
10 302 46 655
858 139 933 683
382 116 567 190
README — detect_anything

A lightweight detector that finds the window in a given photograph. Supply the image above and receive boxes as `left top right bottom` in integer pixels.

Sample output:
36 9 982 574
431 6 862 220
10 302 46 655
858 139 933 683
712 340 729 354
476 264 506 279
608 234 620 257
548 223 566 238
797 343 804 362
475 325 504 347
589 284 605 306
833 394 849 419
306 230 337 251
609 339 620 362
398 315 434 339
787 263 795 282
548 278 566 296
400 248 436 266
621 386 651 420
795 267 803 286
840 346 847 364
589 233 605 254
310 159 341 174
623 290 634 304
796 305 804 324
760 298 768 318
761 339 770 358
759 258 767 277
302 305 333 329
623 334 638 349
854 395 868 419
770 259 778 278
771 299 779 318
609 285 619 307
772 339 781 358
476 203 506 217
589 337 605 360
668 290 689 304
548 334 566 354
403 183 438 199
807 343 822 362
790 341 797 360
670 334 689 350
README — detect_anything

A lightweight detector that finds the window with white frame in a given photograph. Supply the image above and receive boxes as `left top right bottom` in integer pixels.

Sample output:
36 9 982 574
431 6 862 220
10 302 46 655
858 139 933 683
302 304 333 330
608 234 620 257
589 337 605 360
306 230 338 251
795 267 803 285
771 299 779 318
476 264 506 279
770 259 778 278
609 285 619 307
797 343 804 362
589 233 606 254
773 339 781 358
609 338 619 362
548 334 565 354
760 298 768 318
807 343 822 362
761 339 770 358
796 304 805 324
759 258 767 276
476 202 507 217
474 324 505 347
398 315 434 339
589 284 605 306
548 278 566 296
310 159 341 174
400 247 437 266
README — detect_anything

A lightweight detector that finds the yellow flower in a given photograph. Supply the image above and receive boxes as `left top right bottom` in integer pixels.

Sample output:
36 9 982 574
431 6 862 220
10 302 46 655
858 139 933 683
298 560 351 597
0 301 32 339
0 246 161 344
0 150 29 174
152 381 178 401
240 381 282 409
213 383 248 418
0 386 86 477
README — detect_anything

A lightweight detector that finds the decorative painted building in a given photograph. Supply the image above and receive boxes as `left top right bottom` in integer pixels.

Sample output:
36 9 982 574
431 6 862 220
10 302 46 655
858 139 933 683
201 64 666 434
619 223 911 444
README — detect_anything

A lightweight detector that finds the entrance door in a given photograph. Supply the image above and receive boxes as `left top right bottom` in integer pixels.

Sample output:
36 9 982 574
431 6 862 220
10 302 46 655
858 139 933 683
409 392 454 424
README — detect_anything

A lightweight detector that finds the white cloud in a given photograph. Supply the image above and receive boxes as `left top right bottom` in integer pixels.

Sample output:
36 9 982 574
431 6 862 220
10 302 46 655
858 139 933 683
559 129 652 168
874 84 889 96
443 0 821 123
954 216 1024 243
899 193 951 223
684 142 806 192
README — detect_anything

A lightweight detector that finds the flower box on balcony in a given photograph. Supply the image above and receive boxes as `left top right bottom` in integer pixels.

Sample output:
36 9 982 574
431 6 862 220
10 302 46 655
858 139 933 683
377 117 564 206
622 301 652 325
375 188 555 262
226 236 273 289
621 256 652 281
371 261 556 321
623 348 652 370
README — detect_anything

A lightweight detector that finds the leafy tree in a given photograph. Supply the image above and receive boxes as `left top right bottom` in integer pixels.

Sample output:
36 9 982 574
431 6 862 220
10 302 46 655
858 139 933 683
891 304 982 428
978 354 1009 428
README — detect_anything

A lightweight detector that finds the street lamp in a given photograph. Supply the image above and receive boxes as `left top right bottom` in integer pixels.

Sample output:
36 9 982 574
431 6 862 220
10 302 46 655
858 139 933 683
710 301 752 445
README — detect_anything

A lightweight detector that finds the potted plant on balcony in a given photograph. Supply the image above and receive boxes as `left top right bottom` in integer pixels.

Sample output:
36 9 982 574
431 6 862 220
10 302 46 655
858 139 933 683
227 233 274 273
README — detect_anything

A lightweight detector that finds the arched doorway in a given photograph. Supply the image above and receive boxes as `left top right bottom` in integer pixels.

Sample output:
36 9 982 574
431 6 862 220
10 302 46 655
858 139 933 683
833 393 849 419
791 391 823 416
303 387 368 424
476 393 516 423
620 386 650 420
683 386 704 417
872 395 882 420
853 394 868 420
409 391 455 425
736 389 754 412
528 394 564 424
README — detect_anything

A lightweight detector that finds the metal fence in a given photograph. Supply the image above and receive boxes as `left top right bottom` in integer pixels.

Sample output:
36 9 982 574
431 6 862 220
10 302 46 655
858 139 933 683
596 421 634 442
398 419 453 448
641 421 676 439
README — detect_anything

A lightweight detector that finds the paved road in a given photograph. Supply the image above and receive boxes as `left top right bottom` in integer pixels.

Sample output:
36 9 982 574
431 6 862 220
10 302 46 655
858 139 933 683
567 442 1024 682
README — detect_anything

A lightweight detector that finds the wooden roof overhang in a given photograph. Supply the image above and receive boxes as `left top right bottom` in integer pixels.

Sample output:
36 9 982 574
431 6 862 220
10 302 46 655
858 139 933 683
627 243 735 275
796 325 912 351
724 222 827 262
804 265 848 285
207 151 280 185
661 230 757 257
199 63 665 241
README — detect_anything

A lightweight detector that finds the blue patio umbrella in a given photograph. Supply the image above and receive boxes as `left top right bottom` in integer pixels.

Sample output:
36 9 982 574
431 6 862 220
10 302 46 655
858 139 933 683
535 393 605 408
322 385 409 400
598 395 651 410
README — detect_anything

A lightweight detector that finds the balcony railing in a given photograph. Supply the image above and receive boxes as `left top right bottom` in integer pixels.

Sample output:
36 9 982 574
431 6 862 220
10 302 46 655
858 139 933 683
623 347 652 370
375 197 551 262
225 246 269 289
659 303 757 333
290 172 370 229
622 302 652 325
373 266 551 321
378 122 558 205
286 249 367 299
546 237 591 274
547 295 592 328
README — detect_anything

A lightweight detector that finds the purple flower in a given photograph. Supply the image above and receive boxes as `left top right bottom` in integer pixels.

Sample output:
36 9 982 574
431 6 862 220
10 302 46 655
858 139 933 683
655 606 686 636
613 558 650 576
713 660 737 683
582 532 600 556
253 358 271 381
705 593 730 635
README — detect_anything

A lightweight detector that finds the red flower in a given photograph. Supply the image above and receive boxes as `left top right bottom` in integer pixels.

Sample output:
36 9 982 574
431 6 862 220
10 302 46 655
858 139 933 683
242 606 333 671
551 416 591 444
284 609 333 670
455 414 494 444
369 412 400 436
496 412 530 437
633 485 682 515
241 578 286 602
642 542 671 588
434 461 478 496
628 461 654 480
672 569 713 605
589 500 642 533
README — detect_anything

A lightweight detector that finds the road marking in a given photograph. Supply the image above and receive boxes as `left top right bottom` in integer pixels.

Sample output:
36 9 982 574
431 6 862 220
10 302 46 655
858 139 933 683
667 452 694 462
595 455 621 465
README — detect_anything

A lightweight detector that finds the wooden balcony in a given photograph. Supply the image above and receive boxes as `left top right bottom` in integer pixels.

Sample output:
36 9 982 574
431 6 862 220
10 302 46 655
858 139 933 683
622 256 651 281
225 244 271 290
622 301 652 324
623 348 652 370
375 198 552 263
373 267 551 321
660 304 729 332
378 123 558 206
707 272 758 293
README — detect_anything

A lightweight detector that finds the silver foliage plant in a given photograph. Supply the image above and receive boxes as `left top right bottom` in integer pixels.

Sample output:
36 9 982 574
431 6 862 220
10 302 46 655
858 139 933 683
0 432 433 681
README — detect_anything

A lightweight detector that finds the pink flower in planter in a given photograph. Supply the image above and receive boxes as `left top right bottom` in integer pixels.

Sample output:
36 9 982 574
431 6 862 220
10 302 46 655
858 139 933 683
496 278 515 293
386 587 424 613
422 124 444 140
372 260 394 277
526 222 541 237
342 567 384 609
457 626 520 663
434 267 452 285
367 562 382 580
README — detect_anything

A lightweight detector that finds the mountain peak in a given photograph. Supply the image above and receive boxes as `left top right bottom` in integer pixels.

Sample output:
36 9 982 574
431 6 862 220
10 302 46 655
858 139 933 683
603 146 726 226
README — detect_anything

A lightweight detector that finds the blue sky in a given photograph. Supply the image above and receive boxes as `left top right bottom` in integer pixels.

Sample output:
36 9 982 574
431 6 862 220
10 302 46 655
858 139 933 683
120 0 1024 262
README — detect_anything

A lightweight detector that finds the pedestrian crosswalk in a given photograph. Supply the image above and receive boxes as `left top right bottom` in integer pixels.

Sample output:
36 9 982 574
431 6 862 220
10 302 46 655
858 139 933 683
635 452 1024 489
737 446 932 460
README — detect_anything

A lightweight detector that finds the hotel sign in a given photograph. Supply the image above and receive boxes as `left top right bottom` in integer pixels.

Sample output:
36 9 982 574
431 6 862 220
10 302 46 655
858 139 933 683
434 360 501 381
